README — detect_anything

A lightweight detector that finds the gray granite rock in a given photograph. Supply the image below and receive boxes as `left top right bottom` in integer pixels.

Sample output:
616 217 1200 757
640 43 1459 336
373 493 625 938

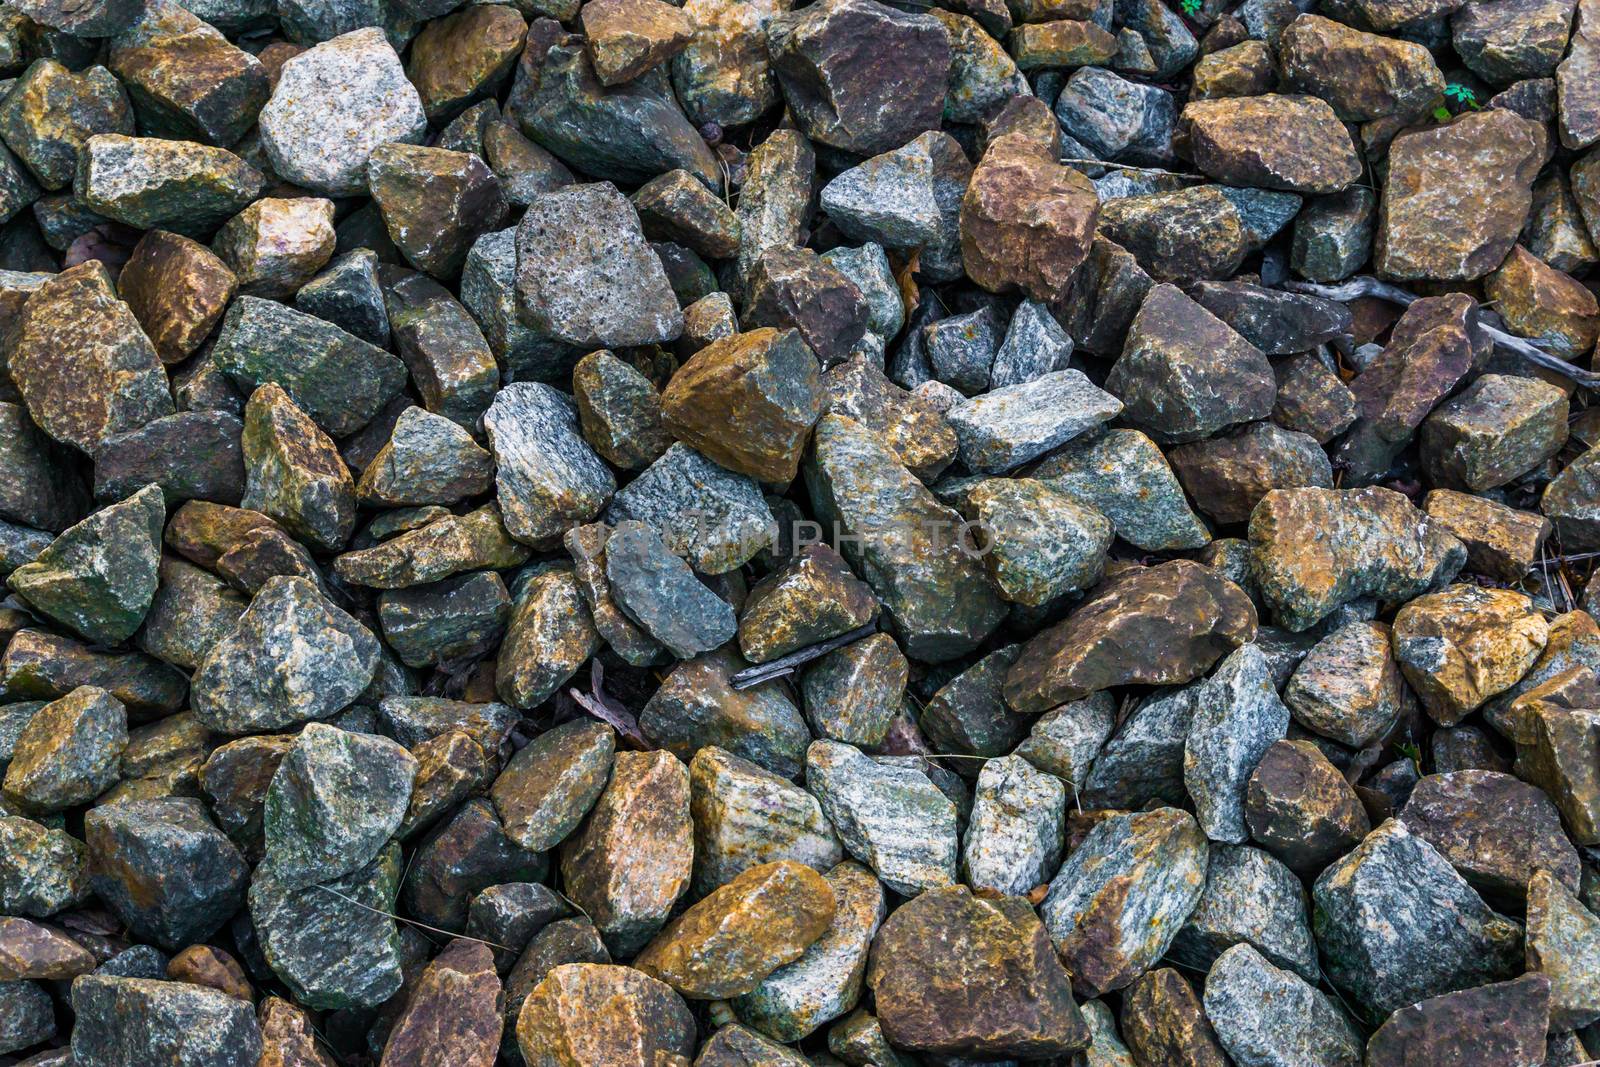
483 382 616 549
515 182 683 348
605 444 774 575
84 797 248 951
262 722 417 889
250 841 405 1011
211 295 408 439
9 484 162 646
804 415 1005 660
259 28 426 196
1170 843 1318 981
806 740 957 895
605 520 736 659
962 754 1066 896
945 370 1122 473
1184 644 1290 844
1033 429 1211 552
1203 944 1362 1067
1312 818 1523 1019
1040 806 1208 997
70 975 261 1067
191 575 380 734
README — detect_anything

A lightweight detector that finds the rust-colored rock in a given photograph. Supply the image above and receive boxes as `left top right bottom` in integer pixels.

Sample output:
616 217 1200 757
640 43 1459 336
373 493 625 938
558 749 692 956
1376 109 1544 281
1484 244 1600 360
660 327 824 483
1364 974 1551 1067
960 133 1100 303
381 938 502 1067
1121 968 1230 1067
1244 739 1370 875
1399 770 1581 906
515 963 695 1067
119 229 238 364
1391 584 1548 725
167 944 253 1001
1182 94 1362 194
633 860 836 998
868 885 1089 1059
1003 560 1258 714
258 995 337 1067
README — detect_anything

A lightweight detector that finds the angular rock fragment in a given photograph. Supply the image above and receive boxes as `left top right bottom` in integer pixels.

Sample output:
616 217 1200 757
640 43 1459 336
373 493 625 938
1040 806 1208 997
379 938 501 1067
10 483 162 645
107 0 267 145
191 576 379 734
240 384 355 554
1400 770 1579 905
634 860 834 998
515 963 694 1067
642 649 809 778
1184 645 1290 843
870 886 1089 1059
211 296 408 439
1249 487 1465 632
1004 560 1257 714
962 754 1065 894
1424 377 1570 499
1122 968 1230 1067
70 976 261 1067
259 29 426 196
1203 944 1362 1067
807 740 957 895
1525 867 1600 1031
767 0 951 155
1377 109 1543 281
484 383 615 548
76 134 263 235
10 261 171 455
1171 843 1318 980
212 197 335 300
737 544 875 663
0 60 133 192
1364 974 1551 1067
1284 621 1407 748
605 520 737 659
263 722 417 889
1391 585 1548 725
1312 818 1522 1018
1033 429 1210 551
961 131 1100 302
516 182 682 349
85 796 247 950
964 477 1111 605
251 842 406 1011
1183 94 1362 193
660 327 823 483
491 718 613 853
370 144 507 280
805 415 1005 660
2 687 127 814
1170 422 1333 526
559 750 692 956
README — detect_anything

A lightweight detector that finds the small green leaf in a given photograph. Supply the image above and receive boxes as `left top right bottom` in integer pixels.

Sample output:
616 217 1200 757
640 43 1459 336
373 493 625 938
1180 0 1201 15
1433 105 1451 122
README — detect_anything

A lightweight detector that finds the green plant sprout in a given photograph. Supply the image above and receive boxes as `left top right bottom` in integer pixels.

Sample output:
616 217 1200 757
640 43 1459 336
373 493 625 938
1180 0 1202 16
1434 82 1481 120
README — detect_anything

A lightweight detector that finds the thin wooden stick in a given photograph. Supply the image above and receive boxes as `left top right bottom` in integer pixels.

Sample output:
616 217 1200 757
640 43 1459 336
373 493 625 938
727 622 878 689
1281 277 1600 389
